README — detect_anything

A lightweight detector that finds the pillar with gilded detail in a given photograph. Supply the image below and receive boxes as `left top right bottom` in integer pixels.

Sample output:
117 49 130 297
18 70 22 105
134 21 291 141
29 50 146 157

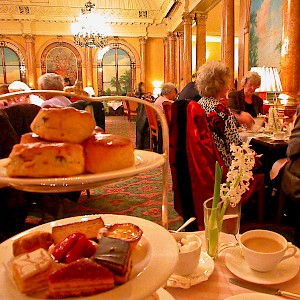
281 0 300 102
163 37 169 82
168 32 176 84
139 36 147 85
86 47 94 87
221 0 235 88
182 12 193 86
23 34 37 88
176 32 184 91
195 12 208 70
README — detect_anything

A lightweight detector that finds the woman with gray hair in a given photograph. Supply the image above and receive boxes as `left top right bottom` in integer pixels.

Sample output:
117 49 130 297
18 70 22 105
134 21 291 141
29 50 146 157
154 82 177 111
196 60 242 168
227 71 263 127
38 73 71 108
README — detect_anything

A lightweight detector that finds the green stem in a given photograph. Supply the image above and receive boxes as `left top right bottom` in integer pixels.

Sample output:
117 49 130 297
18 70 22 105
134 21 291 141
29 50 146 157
207 162 223 257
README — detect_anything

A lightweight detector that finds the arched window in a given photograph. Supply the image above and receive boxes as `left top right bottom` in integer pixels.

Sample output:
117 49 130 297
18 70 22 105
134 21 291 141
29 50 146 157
97 43 137 96
0 42 26 84
41 42 82 85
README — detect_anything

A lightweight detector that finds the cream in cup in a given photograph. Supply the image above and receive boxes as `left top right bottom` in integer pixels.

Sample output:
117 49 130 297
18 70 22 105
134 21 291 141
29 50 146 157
240 229 297 272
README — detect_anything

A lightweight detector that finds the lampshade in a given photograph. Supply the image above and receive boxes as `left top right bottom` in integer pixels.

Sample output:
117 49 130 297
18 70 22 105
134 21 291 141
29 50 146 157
250 67 282 93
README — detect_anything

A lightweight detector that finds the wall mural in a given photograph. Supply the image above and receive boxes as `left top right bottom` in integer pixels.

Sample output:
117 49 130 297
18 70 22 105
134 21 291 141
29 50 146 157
250 0 283 70
46 47 78 85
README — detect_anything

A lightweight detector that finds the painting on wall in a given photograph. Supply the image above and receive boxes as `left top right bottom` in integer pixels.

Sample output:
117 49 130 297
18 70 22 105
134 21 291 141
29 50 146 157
249 0 283 70
46 47 78 85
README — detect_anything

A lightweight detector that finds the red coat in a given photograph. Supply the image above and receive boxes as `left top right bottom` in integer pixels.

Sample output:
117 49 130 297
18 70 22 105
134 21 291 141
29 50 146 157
169 100 227 229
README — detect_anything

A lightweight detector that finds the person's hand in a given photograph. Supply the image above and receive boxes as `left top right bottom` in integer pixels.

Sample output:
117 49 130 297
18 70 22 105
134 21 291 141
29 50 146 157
236 111 254 130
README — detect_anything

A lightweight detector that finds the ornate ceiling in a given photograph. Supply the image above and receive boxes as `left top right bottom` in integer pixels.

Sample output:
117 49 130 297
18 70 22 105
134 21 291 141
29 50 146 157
0 0 225 38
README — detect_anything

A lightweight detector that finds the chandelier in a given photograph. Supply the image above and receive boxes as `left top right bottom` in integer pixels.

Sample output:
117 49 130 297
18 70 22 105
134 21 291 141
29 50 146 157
71 1 109 48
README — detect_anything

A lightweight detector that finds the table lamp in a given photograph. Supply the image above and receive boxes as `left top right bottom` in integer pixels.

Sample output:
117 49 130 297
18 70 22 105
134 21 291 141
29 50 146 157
250 67 282 101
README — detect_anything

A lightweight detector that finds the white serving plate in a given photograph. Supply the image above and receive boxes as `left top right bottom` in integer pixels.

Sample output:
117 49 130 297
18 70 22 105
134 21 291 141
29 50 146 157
0 150 165 192
0 214 178 300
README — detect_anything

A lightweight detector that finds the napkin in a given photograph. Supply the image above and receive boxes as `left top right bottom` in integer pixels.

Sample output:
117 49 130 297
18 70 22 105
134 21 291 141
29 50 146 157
166 268 210 289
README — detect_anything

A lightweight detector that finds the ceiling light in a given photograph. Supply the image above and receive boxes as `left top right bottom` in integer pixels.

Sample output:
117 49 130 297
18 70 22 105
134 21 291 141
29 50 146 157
71 1 110 48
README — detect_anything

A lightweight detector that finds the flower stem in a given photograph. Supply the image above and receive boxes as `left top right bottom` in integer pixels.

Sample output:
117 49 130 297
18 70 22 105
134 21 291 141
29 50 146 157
207 162 223 257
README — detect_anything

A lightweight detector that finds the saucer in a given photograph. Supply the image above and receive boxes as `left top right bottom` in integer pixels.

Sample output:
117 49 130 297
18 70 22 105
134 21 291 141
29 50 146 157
225 247 299 285
166 251 214 289
225 293 281 300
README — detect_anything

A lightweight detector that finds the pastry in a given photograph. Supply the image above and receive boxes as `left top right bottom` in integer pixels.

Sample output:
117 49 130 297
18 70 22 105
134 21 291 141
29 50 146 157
12 248 55 294
94 236 132 283
83 132 135 173
48 258 114 298
13 231 52 257
98 223 143 250
30 107 96 143
52 216 105 244
6 142 84 178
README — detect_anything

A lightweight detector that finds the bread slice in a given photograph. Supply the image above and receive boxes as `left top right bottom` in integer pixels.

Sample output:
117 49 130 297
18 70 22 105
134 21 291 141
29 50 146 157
52 217 105 244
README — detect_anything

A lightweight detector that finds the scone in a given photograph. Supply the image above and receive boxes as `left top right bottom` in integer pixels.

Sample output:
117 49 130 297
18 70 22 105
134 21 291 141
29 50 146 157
30 107 96 143
6 142 84 178
83 133 135 173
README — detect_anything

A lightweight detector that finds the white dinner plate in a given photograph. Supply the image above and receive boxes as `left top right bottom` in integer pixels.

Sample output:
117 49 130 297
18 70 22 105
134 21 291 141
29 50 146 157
166 251 214 289
225 293 281 300
145 288 175 300
225 247 299 285
0 149 165 192
0 214 179 300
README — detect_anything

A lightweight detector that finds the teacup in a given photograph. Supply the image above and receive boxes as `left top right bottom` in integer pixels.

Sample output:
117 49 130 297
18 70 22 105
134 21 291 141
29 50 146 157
171 232 201 276
240 229 297 272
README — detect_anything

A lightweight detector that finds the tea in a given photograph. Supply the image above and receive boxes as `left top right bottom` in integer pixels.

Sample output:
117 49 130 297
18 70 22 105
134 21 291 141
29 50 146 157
243 237 283 253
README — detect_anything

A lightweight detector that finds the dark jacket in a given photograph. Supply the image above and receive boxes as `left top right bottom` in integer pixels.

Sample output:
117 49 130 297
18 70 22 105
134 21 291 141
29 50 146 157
177 82 201 102
227 89 263 117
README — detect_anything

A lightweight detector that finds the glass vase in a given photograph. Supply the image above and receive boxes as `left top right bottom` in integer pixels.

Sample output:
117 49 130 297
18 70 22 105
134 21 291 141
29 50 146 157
203 198 222 259
203 198 241 259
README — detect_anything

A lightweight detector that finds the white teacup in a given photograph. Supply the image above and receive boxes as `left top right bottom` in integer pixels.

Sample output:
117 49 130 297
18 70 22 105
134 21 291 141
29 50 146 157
240 230 297 272
171 232 201 276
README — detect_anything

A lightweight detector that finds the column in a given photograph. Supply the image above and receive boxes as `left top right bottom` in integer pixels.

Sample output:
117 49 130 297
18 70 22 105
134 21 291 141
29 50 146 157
139 36 147 85
168 32 176 83
86 47 94 87
176 32 184 90
221 0 235 89
163 37 169 82
195 12 208 71
182 12 193 86
23 34 37 88
281 0 300 102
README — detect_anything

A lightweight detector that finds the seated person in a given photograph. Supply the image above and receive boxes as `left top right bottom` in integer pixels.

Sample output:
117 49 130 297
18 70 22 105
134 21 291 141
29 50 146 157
38 73 71 107
8 81 43 106
177 81 201 102
195 60 242 168
281 111 300 246
227 71 263 129
154 82 177 112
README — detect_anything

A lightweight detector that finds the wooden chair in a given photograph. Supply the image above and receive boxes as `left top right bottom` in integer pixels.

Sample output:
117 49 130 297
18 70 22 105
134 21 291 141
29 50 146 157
162 100 173 126
122 99 138 122
145 104 160 152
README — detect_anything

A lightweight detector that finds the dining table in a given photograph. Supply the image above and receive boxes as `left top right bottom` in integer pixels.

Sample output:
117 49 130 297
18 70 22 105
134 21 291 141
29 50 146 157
165 231 300 300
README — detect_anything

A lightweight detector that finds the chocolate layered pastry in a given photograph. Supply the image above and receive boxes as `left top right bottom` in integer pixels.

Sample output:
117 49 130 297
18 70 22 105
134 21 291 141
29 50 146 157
94 236 132 283
48 258 114 298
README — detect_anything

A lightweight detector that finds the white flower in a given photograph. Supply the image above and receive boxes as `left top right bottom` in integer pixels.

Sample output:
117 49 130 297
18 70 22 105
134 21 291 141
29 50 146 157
220 141 255 205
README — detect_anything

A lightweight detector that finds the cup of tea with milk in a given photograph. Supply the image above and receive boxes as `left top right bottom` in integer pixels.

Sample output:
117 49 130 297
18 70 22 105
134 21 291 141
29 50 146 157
240 229 297 272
